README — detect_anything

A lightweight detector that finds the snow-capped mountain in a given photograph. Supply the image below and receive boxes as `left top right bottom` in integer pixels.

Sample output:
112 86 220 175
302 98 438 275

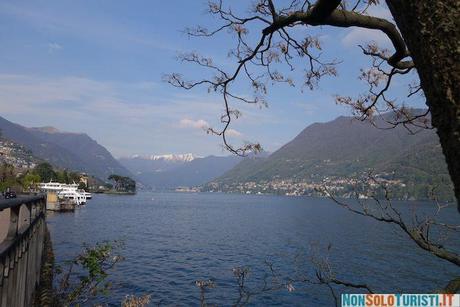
151 153 196 162
118 154 242 189
119 153 200 175
129 153 197 162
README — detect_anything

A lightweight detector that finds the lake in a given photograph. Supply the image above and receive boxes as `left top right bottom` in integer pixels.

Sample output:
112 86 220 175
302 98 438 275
47 192 460 306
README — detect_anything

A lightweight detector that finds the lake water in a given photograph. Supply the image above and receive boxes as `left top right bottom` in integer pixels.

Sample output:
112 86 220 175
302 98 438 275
47 192 460 306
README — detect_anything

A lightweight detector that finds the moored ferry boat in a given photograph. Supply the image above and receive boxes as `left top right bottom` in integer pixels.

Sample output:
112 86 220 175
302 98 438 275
39 181 91 206
83 191 92 199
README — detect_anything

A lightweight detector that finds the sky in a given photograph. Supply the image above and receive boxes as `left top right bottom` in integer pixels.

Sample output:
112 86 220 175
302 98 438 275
0 0 418 158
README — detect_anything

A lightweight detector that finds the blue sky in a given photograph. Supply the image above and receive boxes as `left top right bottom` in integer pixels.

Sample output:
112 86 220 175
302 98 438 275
0 0 419 157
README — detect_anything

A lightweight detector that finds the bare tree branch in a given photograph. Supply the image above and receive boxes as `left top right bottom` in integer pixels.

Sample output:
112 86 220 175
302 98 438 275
321 179 460 267
169 0 421 155
262 6 410 68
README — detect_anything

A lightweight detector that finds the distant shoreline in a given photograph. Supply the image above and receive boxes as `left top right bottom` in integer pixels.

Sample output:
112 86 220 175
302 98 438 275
132 189 453 203
94 190 136 195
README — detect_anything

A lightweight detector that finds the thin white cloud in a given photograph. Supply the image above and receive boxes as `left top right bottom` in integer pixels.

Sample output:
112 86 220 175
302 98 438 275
0 74 222 121
178 118 243 138
0 74 282 156
342 27 391 48
179 118 210 130
0 74 225 140
0 2 175 51
226 129 242 138
47 42 62 53
295 101 320 114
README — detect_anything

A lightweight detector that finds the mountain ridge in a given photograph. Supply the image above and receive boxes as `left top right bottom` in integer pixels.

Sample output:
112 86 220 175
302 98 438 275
119 154 241 189
209 112 453 200
126 153 198 162
0 115 131 180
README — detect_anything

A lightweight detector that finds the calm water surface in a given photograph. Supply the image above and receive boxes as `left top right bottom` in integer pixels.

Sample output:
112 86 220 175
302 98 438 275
47 192 460 306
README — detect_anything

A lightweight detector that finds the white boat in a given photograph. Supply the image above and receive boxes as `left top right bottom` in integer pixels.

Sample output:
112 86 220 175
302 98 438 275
39 181 90 206
83 191 92 199
38 181 66 192
58 189 86 206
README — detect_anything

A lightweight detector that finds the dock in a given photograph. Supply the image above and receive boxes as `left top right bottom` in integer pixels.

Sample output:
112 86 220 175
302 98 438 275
45 192 76 212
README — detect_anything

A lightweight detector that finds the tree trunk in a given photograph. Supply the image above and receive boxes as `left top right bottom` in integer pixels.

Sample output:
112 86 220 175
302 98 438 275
386 0 460 211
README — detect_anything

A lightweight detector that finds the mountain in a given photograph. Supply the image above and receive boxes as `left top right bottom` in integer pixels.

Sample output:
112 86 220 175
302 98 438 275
210 112 453 200
119 153 198 175
0 135 40 169
119 154 241 189
0 115 131 180
31 126 61 134
148 153 196 162
130 153 196 162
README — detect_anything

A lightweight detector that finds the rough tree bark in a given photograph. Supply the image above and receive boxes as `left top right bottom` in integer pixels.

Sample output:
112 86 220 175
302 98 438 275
386 0 460 211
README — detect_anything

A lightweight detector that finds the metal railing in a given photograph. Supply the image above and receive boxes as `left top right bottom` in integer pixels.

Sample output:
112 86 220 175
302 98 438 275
0 195 46 307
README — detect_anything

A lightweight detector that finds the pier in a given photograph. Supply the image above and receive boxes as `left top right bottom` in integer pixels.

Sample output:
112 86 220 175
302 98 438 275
0 195 47 307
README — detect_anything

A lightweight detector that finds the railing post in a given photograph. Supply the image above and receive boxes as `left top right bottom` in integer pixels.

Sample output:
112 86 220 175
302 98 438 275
26 204 32 228
6 207 20 241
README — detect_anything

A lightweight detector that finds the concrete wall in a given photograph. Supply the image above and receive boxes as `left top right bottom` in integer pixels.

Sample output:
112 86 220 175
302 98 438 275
0 197 46 307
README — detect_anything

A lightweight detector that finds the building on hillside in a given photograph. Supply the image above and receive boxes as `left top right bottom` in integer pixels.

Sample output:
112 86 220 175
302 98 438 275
79 173 89 186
